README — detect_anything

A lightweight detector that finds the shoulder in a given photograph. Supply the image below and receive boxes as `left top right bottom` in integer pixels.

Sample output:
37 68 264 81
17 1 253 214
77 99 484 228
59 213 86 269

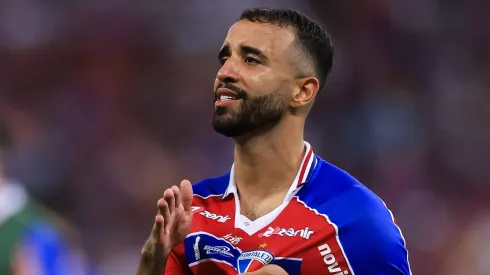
298 157 387 220
191 173 230 199
298 158 411 274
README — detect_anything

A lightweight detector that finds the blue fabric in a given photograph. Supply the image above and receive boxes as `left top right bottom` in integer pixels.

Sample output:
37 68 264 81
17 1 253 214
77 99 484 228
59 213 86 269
297 159 412 275
22 220 97 275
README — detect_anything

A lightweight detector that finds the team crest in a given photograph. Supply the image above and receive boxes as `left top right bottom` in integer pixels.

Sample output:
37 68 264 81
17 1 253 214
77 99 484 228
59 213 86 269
237 250 274 274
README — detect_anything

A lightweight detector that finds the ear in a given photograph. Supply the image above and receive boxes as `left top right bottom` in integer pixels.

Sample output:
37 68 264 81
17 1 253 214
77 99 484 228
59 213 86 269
290 76 319 108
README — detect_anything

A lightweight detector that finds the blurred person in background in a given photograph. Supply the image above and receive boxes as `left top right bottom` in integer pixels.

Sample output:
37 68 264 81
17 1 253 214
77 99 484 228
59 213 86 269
0 110 94 275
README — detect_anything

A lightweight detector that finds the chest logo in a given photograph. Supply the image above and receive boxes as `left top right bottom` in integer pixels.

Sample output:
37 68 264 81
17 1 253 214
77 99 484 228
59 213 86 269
237 250 274 274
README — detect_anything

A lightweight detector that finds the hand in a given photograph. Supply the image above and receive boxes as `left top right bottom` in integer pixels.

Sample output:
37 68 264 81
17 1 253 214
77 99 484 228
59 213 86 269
137 180 194 275
243 264 289 275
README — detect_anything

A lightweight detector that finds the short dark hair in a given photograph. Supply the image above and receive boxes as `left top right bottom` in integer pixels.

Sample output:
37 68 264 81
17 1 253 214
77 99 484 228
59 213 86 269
240 8 334 92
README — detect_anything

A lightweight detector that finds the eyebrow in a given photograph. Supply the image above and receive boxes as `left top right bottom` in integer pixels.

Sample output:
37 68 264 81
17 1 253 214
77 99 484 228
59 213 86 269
218 44 268 62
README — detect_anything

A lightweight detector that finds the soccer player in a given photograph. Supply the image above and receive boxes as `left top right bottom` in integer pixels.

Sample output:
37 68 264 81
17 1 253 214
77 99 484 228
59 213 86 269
136 8 411 275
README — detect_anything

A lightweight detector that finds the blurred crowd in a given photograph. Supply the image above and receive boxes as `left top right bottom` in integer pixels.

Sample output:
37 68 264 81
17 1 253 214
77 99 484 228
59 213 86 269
0 0 489 274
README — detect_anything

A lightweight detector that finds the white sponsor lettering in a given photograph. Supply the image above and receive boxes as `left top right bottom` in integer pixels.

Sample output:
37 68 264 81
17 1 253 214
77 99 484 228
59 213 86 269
318 244 349 275
258 226 314 239
223 233 243 245
191 206 231 223
193 236 201 260
203 245 234 258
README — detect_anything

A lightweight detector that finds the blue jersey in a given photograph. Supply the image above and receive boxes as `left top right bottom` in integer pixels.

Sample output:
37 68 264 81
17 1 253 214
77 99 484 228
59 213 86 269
165 142 412 275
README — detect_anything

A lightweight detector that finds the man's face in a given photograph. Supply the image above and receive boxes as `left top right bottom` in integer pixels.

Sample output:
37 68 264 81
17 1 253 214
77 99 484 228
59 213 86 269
212 20 297 137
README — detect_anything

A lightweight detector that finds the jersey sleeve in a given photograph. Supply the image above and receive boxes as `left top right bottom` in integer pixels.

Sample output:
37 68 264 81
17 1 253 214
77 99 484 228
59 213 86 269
300 210 411 275
164 243 192 275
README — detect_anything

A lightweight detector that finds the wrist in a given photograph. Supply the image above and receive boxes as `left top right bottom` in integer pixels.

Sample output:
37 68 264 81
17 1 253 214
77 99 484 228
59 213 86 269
137 250 169 275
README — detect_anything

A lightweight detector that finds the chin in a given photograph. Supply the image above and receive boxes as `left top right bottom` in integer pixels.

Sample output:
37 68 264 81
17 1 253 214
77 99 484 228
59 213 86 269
212 119 242 137
214 104 239 115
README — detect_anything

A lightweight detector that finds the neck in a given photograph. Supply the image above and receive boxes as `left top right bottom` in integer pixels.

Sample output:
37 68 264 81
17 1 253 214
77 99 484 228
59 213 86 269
232 116 306 200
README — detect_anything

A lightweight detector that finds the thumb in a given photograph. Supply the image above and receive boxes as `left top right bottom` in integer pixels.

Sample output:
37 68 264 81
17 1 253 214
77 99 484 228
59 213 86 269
180 179 193 212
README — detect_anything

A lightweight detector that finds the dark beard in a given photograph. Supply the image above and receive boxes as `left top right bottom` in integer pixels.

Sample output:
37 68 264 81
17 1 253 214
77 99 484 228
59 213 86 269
211 90 286 137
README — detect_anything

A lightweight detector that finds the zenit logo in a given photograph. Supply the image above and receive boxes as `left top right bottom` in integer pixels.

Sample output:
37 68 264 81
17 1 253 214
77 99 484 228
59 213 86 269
258 226 314 239
191 206 231 223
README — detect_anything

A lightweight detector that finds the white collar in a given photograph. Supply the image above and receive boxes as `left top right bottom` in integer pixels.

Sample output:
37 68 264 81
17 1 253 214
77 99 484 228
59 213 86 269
222 141 317 201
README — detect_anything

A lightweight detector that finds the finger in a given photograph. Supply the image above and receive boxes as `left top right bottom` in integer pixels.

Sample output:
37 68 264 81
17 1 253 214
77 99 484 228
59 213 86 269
152 212 164 241
157 197 166 215
158 198 171 234
180 179 193 212
152 199 166 241
172 185 181 208
164 188 175 215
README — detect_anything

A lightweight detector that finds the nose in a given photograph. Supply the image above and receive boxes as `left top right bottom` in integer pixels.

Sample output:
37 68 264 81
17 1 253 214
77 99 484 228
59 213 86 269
216 58 240 83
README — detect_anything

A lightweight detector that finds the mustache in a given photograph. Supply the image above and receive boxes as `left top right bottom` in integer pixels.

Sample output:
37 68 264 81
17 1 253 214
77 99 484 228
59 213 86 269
215 83 248 100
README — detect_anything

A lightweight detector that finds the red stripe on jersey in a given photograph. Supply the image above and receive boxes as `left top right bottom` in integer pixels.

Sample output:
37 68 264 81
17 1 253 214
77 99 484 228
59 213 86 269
297 146 314 187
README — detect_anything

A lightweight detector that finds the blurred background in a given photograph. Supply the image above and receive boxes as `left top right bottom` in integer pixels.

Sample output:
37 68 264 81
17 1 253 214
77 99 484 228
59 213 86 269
0 0 489 274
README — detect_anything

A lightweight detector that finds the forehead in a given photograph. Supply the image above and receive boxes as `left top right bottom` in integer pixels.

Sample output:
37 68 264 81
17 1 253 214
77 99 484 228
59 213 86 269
223 20 296 59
